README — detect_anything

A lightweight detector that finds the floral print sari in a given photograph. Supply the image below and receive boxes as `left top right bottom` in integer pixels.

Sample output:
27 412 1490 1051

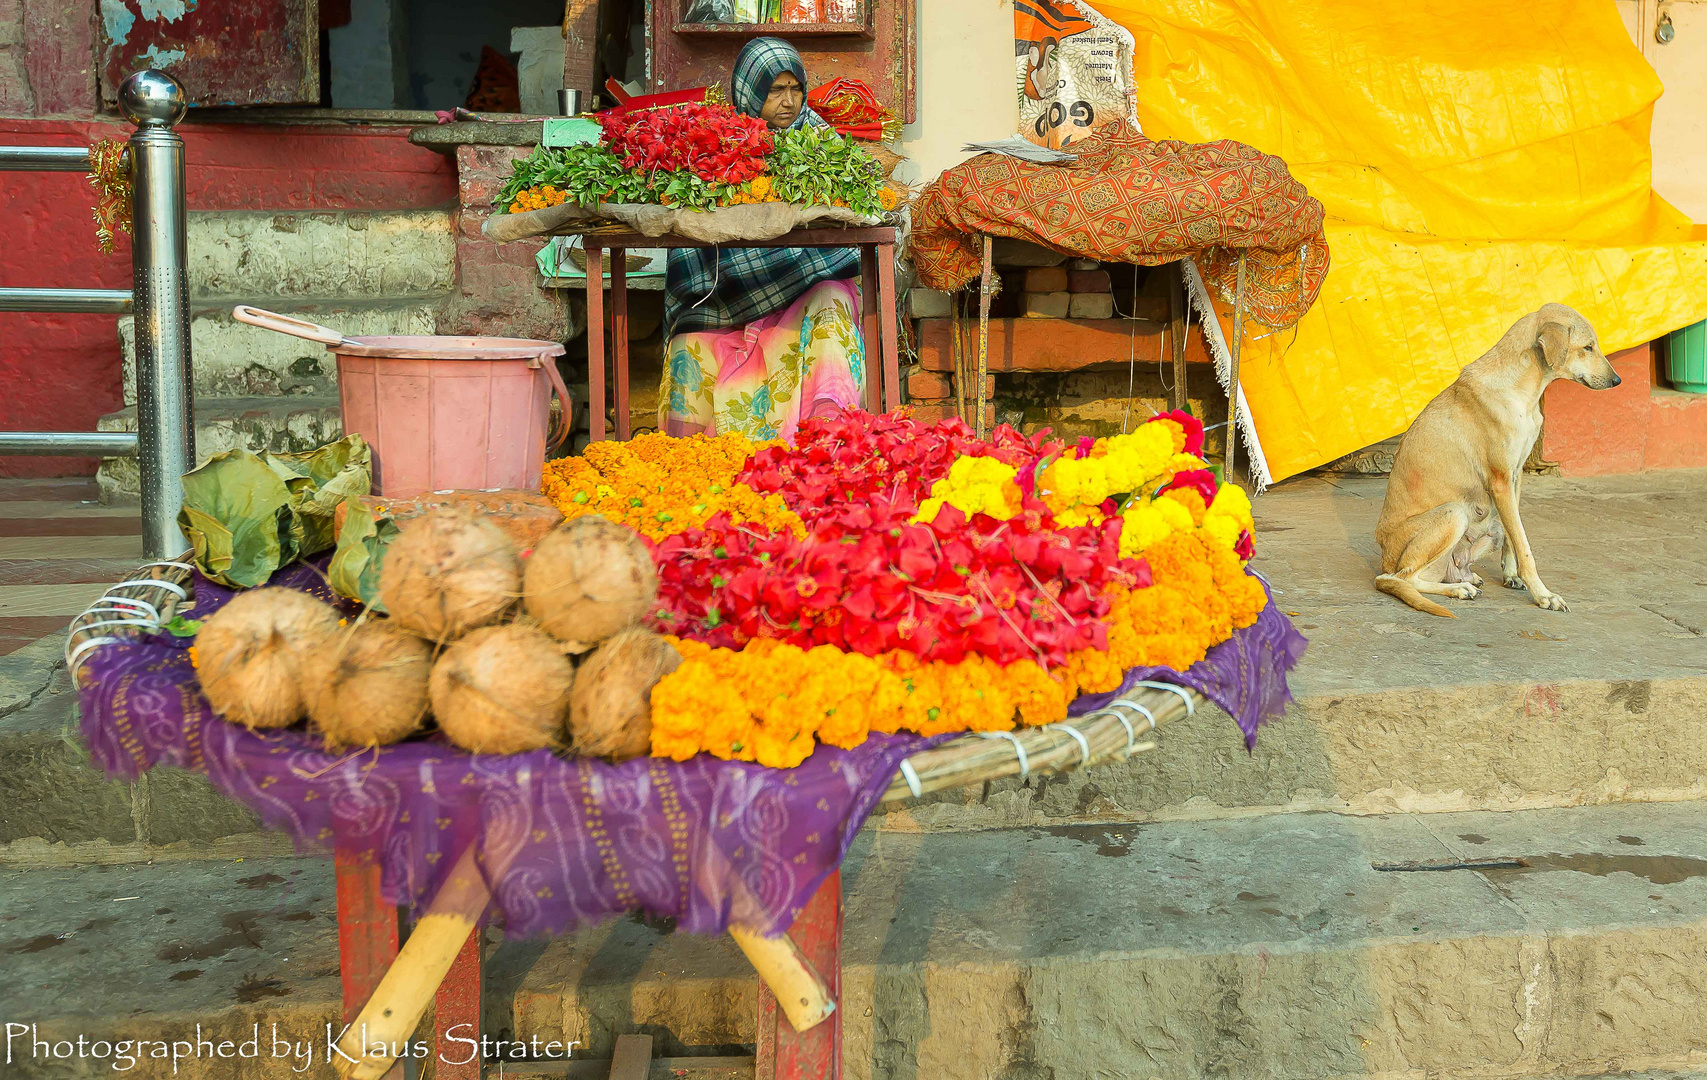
660 278 864 441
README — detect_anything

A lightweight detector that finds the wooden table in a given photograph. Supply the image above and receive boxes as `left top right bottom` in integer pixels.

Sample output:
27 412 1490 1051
578 226 901 441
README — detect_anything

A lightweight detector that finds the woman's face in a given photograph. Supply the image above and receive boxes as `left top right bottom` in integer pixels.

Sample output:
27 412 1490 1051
760 71 803 130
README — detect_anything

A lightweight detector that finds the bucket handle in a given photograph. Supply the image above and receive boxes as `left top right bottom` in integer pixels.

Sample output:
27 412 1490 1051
531 355 576 452
232 305 354 347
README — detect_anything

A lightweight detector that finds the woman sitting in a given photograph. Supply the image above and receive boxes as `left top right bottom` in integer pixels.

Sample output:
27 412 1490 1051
660 37 865 441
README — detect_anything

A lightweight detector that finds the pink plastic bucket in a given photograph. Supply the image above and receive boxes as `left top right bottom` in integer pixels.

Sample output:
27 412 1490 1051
233 307 573 498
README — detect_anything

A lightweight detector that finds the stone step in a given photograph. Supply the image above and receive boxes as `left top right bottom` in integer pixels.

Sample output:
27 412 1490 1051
6 801 1703 1079
119 296 445 403
94 395 342 503
509 800 1707 1078
182 208 456 303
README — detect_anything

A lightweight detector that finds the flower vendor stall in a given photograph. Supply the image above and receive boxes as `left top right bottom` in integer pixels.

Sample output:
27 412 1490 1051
478 97 908 443
70 407 1303 1078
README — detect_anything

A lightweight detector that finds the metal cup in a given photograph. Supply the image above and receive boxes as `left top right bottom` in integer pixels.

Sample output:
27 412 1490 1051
558 89 583 116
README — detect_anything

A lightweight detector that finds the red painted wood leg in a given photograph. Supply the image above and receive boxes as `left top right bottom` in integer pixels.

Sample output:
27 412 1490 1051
586 245 606 441
612 248 630 441
434 923 484 1079
755 871 842 1080
876 242 900 414
859 248 881 414
334 844 399 1024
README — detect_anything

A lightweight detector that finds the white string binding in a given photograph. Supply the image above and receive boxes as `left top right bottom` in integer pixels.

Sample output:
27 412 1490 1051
898 758 923 799
77 600 159 623
113 577 187 599
977 730 1030 779
1043 723 1091 766
67 635 122 675
1097 708 1138 755
1107 699 1157 733
1132 681 1195 716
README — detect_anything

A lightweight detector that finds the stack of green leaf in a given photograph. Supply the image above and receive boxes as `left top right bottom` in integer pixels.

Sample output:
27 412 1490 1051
177 435 371 588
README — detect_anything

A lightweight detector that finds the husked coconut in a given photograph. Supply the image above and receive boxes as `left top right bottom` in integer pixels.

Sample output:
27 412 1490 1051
194 588 341 729
429 624 573 754
523 516 657 652
568 627 681 761
306 616 432 748
380 509 520 642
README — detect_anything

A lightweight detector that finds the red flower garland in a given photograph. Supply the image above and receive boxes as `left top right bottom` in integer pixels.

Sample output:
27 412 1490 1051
597 102 773 185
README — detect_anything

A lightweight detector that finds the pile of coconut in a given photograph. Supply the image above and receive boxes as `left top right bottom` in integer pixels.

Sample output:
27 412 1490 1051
191 510 677 761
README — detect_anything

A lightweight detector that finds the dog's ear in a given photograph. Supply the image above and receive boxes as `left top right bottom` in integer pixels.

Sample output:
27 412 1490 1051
1536 321 1572 370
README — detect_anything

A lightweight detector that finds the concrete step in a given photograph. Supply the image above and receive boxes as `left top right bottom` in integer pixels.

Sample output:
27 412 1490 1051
507 800 1707 1079
185 208 456 301
95 395 342 502
119 297 445 403
8 801 1702 1079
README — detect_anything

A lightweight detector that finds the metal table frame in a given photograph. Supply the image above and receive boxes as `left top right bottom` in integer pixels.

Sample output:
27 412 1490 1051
579 226 901 442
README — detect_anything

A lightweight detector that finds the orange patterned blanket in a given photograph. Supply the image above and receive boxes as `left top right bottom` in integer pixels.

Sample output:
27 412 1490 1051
910 121 1329 329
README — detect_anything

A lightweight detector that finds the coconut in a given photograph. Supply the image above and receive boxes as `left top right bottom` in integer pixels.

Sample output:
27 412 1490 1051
194 587 341 729
568 627 682 761
523 515 658 652
429 624 574 754
306 616 433 748
380 509 521 642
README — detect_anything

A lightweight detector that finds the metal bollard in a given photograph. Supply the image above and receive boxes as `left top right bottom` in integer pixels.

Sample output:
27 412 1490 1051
119 71 196 561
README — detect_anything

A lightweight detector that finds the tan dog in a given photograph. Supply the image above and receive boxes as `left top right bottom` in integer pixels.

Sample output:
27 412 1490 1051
1374 303 1621 617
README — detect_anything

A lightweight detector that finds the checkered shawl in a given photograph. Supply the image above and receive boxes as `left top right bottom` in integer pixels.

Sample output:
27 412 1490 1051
665 37 860 339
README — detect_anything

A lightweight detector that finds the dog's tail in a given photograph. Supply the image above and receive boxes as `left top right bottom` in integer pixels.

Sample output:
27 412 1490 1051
1375 574 1457 618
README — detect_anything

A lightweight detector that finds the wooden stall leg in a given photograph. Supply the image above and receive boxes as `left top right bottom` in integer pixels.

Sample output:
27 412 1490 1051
753 871 842 1080
976 236 993 439
335 845 398 1024
586 245 606 442
876 242 900 414
1227 252 1248 483
334 845 491 1080
860 246 881 414
433 923 483 1080
1168 260 1189 413
612 248 630 441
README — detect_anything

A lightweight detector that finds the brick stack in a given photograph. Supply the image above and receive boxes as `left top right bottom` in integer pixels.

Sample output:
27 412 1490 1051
1066 258 1114 319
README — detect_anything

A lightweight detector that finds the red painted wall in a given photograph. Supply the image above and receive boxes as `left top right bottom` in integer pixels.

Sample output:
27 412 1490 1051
0 118 456 477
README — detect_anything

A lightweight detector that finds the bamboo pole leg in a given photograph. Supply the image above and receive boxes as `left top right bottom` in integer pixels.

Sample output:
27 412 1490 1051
730 924 836 1033
612 248 630 441
334 845 491 1080
976 235 993 439
876 241 900 413
1227 253 1248 483
860 246 881 414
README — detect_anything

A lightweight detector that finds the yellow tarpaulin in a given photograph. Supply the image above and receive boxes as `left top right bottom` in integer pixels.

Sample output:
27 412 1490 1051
1092 0 1707 479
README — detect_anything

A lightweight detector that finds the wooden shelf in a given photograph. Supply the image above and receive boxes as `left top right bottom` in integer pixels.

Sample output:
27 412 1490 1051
673 21 873 39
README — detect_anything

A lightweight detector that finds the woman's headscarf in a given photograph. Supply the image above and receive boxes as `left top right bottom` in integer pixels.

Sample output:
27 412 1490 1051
731 37 827 131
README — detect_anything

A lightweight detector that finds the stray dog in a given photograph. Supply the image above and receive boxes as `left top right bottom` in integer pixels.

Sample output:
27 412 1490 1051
1375 303 1621 617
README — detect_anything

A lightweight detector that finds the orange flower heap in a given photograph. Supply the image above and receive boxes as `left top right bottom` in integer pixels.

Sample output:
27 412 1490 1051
542 431 803 542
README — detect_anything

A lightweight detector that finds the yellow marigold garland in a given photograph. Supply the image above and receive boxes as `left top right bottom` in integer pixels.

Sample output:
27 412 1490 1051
542 431 803 541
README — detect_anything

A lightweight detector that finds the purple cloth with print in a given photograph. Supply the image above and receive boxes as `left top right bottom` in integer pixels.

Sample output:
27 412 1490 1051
77 563 1303 937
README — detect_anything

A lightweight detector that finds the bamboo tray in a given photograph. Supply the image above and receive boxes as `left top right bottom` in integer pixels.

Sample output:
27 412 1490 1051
67 561 1195 807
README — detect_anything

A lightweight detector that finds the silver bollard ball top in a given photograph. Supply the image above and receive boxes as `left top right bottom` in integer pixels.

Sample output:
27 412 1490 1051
118 70 187 128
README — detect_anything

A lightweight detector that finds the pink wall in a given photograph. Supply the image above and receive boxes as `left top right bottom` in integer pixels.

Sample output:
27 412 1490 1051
0 118 457 477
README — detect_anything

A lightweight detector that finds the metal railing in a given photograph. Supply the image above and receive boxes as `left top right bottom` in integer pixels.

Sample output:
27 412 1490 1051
0 69 195 559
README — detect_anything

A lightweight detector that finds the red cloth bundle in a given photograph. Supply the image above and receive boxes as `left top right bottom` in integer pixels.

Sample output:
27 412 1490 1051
806 77 901 142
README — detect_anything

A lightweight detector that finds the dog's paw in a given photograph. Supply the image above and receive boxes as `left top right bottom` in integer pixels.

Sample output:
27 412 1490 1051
1533 592 1569 612
1470 572 1485 588
1503 574 1527 591
1446 583 1480 600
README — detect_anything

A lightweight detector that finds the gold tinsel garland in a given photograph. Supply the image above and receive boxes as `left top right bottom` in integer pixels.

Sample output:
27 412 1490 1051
87 139 132 255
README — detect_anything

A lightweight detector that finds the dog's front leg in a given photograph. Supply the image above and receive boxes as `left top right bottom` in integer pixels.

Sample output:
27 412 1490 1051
1500 535 1523 590
1490 473 1566 610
